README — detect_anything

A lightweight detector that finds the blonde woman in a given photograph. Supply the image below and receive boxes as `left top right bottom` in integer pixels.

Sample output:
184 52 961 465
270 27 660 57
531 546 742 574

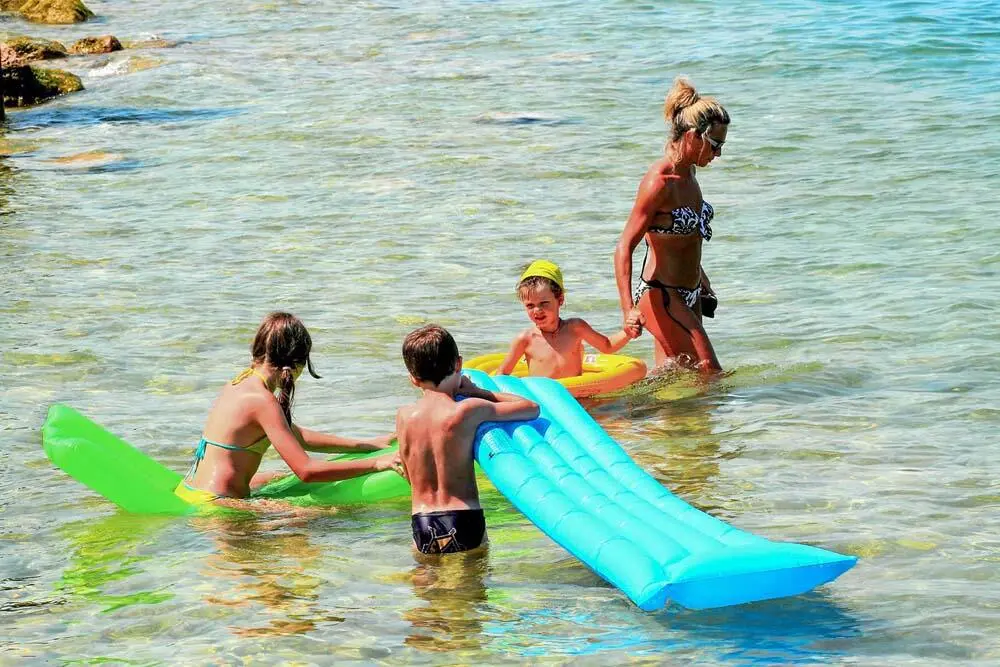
615 77 730 372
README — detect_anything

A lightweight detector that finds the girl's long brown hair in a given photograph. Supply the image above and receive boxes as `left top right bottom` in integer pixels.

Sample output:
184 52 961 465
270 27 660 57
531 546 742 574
251 312 320 424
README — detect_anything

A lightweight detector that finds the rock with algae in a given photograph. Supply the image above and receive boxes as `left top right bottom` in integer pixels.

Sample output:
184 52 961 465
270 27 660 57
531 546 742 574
0 0 94 24
69 35 122 55
1 45 84 107
2 36 67 61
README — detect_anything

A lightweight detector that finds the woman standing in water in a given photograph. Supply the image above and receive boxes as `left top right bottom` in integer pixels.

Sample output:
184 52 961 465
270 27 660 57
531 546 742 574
615 77 730 373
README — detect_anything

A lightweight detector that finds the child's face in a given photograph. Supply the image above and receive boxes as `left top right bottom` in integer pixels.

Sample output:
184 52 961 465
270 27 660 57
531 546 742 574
521 285 563 331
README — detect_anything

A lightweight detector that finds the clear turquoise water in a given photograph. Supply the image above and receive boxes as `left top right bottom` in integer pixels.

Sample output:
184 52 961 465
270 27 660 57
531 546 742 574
2 0 999 663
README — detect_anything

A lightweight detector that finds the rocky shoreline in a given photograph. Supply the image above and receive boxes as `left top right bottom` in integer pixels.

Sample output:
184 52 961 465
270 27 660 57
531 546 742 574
0 0 93 25
1 0 177 115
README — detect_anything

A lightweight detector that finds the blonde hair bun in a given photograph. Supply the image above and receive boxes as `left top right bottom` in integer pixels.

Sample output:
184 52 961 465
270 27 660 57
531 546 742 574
662 76 730 141
664 77 700 121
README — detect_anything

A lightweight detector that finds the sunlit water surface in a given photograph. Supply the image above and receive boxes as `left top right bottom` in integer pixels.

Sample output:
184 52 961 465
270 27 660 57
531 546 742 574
2 0 999 664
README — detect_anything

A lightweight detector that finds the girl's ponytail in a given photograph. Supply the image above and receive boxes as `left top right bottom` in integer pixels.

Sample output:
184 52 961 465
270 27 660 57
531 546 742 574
278 365 295 425
251 311 319 425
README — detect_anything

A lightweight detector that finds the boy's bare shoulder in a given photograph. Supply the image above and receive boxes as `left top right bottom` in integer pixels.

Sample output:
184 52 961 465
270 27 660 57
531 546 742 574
514 327 536 342
564 317 593 333
453 396 492 422
395 400 419 420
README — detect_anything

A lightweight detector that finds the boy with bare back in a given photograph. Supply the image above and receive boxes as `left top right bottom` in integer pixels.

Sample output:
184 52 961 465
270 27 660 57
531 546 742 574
397 324 539 555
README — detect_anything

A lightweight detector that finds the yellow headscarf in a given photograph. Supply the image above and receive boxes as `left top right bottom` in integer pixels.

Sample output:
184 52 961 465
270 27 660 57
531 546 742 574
519 260 564 291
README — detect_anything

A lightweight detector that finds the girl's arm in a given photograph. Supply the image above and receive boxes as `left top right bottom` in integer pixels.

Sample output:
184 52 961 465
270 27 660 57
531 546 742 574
253 397 398 482
293 424 394 453
615 169 673 319
496 332 529 375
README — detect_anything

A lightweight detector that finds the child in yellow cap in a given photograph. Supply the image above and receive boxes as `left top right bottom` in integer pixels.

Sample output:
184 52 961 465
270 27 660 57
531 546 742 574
496 260 642 379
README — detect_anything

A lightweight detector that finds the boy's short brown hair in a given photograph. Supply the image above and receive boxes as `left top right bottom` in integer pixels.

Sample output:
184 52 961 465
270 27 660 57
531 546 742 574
517 276 563 302
402 324 460 386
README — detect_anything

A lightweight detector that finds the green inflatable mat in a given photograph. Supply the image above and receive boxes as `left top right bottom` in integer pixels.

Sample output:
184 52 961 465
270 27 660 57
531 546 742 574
41 404 410 515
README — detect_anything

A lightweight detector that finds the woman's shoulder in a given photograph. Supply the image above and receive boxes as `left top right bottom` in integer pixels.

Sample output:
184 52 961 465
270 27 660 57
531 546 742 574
649 157 686 180
639 159 683 198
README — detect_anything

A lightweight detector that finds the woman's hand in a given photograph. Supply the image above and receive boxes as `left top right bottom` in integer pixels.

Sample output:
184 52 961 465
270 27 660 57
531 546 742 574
623 306 644 337
699 271 715 296
625 308 644 338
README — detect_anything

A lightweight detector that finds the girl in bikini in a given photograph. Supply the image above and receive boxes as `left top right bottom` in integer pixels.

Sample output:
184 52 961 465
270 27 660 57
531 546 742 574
614 77 730 373
175 311 400 505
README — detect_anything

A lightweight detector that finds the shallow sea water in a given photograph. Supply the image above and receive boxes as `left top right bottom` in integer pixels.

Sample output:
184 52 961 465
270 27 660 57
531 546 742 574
2 0 999 664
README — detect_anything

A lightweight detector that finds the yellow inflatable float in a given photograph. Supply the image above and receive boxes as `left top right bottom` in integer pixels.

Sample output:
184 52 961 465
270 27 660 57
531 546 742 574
464 353 647 398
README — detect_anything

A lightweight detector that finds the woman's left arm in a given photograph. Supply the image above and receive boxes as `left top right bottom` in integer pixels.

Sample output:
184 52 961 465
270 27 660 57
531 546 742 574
699 266 714 295
293 425 394 453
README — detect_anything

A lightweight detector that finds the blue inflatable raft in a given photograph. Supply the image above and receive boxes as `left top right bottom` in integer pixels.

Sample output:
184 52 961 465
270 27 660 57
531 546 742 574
465 370 857 611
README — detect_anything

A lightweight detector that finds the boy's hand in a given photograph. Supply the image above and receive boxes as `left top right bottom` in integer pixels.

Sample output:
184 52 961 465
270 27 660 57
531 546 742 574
457 375 480 396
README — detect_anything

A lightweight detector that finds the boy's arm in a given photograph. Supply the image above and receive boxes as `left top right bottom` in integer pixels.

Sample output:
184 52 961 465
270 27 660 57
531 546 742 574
495 332 529 375
570 319 633 354
457 376 540 423
464 396 540 425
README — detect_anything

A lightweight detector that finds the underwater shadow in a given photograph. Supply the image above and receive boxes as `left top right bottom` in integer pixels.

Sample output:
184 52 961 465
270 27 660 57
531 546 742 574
653 590 865 664
8 106 244 131
472 112 580 127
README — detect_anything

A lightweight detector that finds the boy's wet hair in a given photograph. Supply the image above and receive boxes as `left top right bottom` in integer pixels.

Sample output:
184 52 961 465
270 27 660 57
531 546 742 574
252 311 320 424
517 276 563 301
402 324 460 386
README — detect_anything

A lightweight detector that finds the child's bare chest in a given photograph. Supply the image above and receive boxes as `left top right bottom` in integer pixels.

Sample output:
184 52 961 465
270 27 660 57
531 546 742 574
524 331 583 376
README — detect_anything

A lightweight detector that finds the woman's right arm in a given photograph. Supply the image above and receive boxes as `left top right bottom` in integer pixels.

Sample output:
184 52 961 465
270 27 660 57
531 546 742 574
615 170 670 321
254 397 397 482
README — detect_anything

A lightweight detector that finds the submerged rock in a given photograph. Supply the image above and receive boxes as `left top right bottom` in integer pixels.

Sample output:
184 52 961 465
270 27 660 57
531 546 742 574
2 63 84 107
120 37 180 50
0 0 94 24
2 36 68 61
69 35 122 55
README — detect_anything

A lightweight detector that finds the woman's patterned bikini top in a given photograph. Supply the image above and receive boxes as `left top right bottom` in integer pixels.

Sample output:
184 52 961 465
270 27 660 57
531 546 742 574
648 201 714 241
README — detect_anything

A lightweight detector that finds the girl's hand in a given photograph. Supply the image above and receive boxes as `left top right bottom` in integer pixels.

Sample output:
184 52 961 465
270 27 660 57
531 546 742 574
369 432 396 449
374 452 405 477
